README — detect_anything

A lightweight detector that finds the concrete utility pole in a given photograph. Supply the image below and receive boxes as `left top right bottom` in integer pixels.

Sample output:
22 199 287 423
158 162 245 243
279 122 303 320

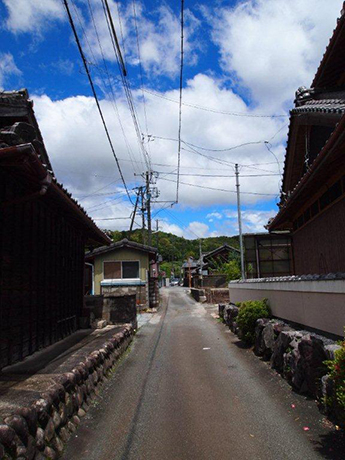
155 219 159 249
146 171 152 246
129 187 140 235
141 187 146 245
235 163 246 280
188 257 192 288
199 239 203 287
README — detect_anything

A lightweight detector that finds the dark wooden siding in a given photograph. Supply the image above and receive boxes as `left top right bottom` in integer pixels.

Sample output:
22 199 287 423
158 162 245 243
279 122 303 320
0 171 85 370
293 195 345 274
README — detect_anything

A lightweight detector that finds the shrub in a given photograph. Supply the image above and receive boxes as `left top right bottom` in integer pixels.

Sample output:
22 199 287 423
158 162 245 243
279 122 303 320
325 333 345 420
236 299 271 344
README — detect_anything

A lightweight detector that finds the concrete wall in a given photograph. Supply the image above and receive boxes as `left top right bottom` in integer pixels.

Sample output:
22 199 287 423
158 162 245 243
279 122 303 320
94 248 149 295
229 279 345 337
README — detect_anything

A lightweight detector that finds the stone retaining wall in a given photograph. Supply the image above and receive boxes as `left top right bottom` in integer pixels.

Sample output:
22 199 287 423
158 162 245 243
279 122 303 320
190 288 206 303
218 304 344 428
205 288 229 304
0 325 134 459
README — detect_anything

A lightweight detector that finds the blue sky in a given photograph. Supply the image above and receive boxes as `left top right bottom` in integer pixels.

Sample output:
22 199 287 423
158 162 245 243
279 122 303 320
0 0 343 238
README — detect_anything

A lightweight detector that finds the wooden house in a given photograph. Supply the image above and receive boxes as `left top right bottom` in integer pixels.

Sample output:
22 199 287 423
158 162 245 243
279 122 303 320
268 6 345 274
85 239 158 309
202 244 240 271
0 89 110 369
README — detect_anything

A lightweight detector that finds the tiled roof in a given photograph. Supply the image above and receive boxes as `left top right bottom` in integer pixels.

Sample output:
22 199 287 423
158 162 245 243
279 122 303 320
292 98 345 115
229 272 345 283
85 238 157 259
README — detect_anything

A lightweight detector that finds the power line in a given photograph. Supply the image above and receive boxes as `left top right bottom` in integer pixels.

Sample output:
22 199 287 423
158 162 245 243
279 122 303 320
150 134 263 153
103 0 127 76
155 172 281 178
101 0 151 171
93 216 131 221
62 0 133 204
132 0 151 159
159 177 278 196
86 0 140 176
142 88 289 118
176 0 184 204
164 208 202 239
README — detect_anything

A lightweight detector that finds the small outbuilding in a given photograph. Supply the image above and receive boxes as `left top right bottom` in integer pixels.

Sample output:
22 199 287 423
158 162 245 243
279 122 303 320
85 239 159 309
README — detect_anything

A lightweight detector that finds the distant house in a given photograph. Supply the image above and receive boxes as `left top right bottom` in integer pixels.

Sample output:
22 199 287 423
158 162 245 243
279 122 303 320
182 245 240 287
268 8 345 275
202 244 240 272
85 239 159 309
0 89 110 370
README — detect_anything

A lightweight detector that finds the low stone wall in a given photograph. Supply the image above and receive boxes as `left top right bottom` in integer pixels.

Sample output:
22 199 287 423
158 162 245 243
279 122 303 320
194 275 227 289
205 288 229 304
103 295 137 328
83 294 137 328
219 304 343 427
190 288 206 302
0 325 134 459
229 277 345 337
191 288 229 304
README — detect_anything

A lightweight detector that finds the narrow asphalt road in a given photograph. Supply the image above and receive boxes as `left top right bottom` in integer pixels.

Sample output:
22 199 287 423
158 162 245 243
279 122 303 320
62 288 343 460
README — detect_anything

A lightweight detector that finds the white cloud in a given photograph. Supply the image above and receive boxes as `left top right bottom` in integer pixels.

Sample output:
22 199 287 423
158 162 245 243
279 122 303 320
225 209 276 234
210 0 342 110
159 220 184 237
186 221 210 239
0 53 21 90
3 0 65 34
206 211 223 222
81 1 200 79
32 72 286 220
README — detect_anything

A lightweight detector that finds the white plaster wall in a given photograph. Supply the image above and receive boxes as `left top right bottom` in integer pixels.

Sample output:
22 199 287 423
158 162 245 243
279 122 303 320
229 280 345 337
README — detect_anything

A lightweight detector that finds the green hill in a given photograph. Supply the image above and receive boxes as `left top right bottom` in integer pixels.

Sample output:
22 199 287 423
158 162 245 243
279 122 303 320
104 228 239 277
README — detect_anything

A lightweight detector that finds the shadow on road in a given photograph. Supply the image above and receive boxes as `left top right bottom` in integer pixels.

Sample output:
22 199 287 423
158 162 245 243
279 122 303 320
311 429 345 459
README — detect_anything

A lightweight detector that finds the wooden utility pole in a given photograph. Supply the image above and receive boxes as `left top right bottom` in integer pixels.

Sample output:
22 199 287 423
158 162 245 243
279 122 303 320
235 163 245 279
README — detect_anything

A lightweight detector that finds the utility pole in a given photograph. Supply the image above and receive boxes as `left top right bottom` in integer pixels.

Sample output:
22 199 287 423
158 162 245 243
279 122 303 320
235 163 246 280
155 219 159 249
141 187 146 245
146 171 152 246
199 239 203 287
129 187 140 235
188 257 192 288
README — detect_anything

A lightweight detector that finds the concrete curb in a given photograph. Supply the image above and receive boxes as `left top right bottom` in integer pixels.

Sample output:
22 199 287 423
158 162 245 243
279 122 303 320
0 324 134 459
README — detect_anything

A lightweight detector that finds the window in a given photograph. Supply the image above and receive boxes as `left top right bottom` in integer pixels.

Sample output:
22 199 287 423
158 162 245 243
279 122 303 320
103 261 139 279
104 261 121 279
122 261 139 278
